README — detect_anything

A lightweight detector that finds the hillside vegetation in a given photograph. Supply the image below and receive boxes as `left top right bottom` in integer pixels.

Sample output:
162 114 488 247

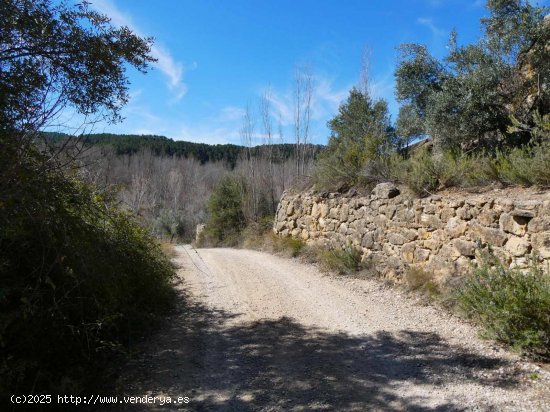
0 0 175 395
314 1 549 194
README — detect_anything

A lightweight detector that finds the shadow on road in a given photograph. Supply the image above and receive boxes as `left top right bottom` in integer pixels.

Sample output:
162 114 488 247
115 292 514 412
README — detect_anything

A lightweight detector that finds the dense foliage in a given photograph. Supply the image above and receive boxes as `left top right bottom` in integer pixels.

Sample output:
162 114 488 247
0 0 176 395
314 88 395 189
201 175 247 246
395 0 549 151
458 255 550 360
46 132 323 169
0 141 175 394
0 0 153 136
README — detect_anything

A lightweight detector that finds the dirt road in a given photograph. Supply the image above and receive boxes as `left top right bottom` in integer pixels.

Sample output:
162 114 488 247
117 245 549 411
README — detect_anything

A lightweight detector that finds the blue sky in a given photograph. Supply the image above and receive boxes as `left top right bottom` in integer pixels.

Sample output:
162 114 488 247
83 0 544 145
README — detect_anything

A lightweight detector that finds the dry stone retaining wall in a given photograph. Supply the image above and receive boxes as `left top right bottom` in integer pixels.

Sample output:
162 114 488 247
273 183 550 281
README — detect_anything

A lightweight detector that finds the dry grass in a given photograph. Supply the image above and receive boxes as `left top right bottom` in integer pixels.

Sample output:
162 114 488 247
404 267 441 298
160 240 177 258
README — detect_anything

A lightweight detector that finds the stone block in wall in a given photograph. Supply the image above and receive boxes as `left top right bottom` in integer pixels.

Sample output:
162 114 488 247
424 239 440 250
499 213 528 236
456 207 473 220
371 182 400 200
452 239 476 257
339 222 348 234
511 209 535 218
340 204 350 221
446 218 468 237
455 256 472 273
440 207 456 222
419 214 441 230
505 236 531 257
402 242 415 263
329 207 339 219
513 199 540 210
425 255 454 278
422 229 447 251
532 232 550 258
414 248 431 262
528 217 550 233
402 228 419 242
361 232 374 248
423 203 437 214
418 228 431 240
388 232 407 245
448 199 465 209
493 199 514 213
472 225 507 247
477 210 500 226
311 202 320 218
319 203 329 218
480 246 512 265
286 203 294 216
395 207 415 222
440 244 461 261
383 204 397 219
374 214 389 228
275 221 287 232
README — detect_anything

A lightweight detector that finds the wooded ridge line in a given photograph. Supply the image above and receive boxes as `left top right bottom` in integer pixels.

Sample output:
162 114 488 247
43 131 325 166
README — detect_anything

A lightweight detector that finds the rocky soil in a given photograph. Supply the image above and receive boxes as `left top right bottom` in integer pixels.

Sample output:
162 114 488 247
115 245 549 411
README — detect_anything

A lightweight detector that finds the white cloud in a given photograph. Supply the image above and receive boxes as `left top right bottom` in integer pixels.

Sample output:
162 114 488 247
312 77 348 119
266 91 293 125
417 17 446 38
91 0 188 101
219 106 246 122
264 76 348 127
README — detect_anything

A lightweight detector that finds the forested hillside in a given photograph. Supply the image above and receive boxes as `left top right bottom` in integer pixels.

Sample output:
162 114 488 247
49 133 322 242
45 132 322 168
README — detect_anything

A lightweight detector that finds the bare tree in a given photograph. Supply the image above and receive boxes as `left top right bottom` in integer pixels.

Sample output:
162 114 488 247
240 104 258 220
293 64 314 176
260 87 276 212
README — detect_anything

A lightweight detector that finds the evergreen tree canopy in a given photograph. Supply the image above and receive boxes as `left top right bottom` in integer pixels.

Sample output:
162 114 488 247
395 0 549 151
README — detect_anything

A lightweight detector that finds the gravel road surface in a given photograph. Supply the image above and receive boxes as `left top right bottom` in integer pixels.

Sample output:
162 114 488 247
117 245 549 411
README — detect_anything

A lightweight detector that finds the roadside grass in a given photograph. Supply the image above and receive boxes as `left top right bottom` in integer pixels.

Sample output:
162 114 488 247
456 257 550 361
404 266 442 298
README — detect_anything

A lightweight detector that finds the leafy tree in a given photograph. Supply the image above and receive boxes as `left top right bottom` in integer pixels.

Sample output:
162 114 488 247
395 1 549 151
396 104 425 152
0 0 154 152
395 43 445 124
315 87 394 188
205 175 246 245
0 0 176 395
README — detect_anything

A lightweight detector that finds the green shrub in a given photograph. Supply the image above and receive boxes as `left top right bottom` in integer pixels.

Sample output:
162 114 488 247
0 143 175 395
457 258 550 360
494 142 550 187
262 234 306 258
315 246 364 275
392 149 495 195
203 175 246 246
